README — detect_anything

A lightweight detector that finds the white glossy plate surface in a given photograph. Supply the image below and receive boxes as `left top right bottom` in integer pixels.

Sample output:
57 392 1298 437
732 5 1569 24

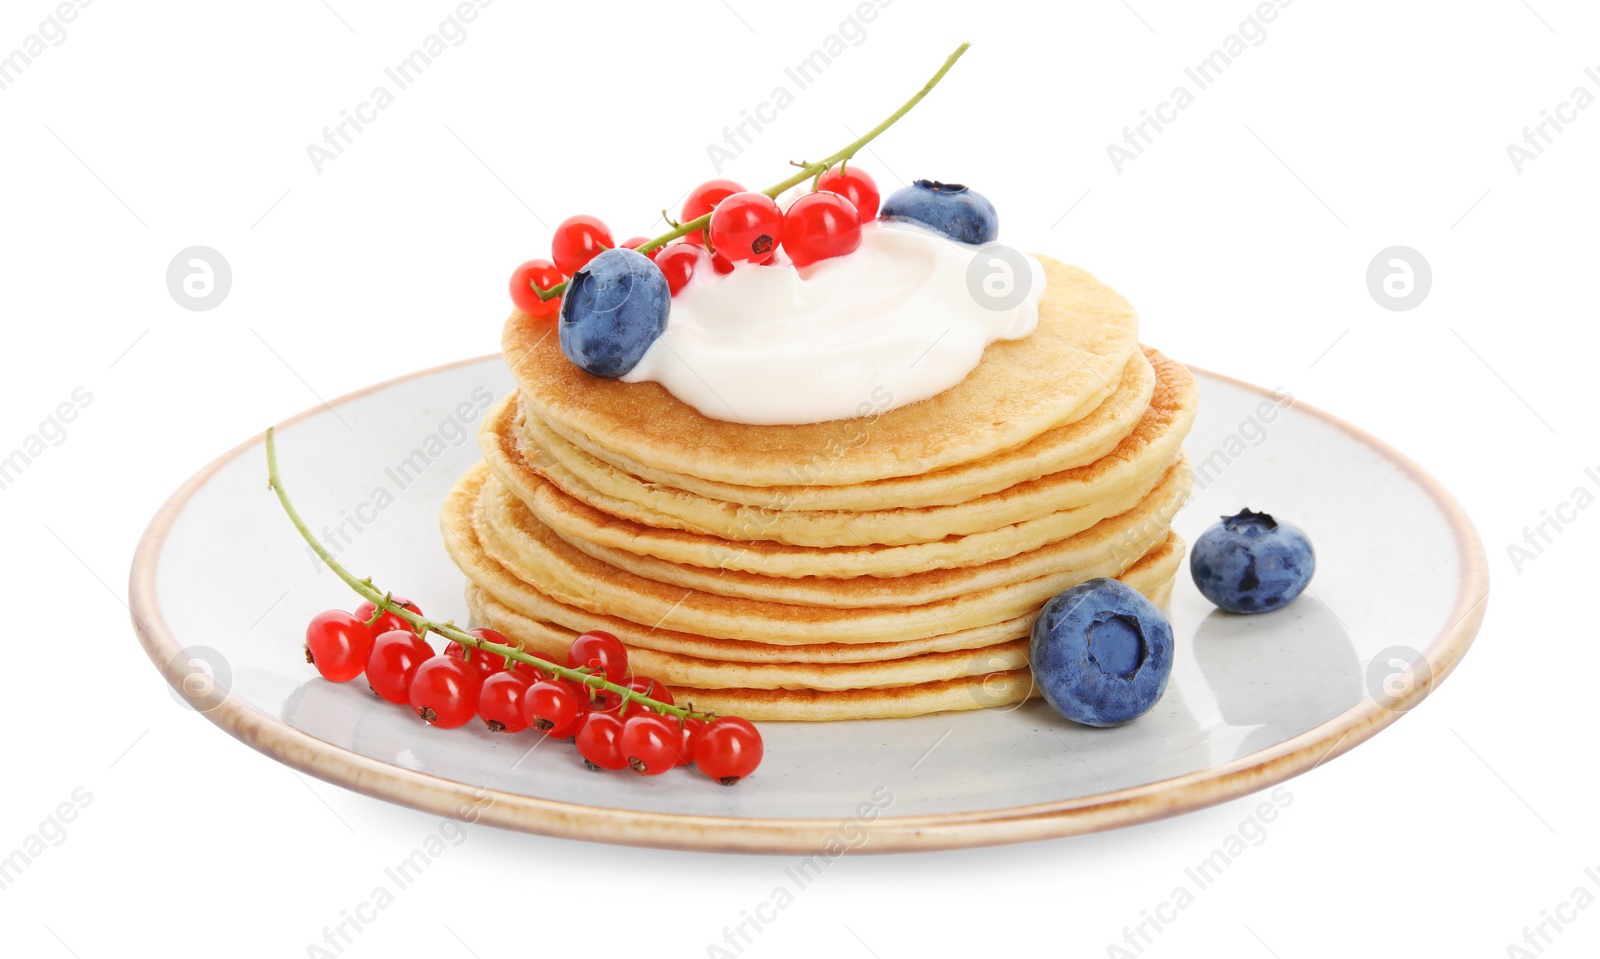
130 358 1486 853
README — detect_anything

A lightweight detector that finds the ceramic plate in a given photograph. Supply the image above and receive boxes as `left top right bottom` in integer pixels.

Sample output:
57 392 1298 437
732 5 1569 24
129 357 1486 853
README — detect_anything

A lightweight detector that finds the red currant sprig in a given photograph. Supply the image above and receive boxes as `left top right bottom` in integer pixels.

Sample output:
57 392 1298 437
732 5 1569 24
508 42 971 309
268 428 763 782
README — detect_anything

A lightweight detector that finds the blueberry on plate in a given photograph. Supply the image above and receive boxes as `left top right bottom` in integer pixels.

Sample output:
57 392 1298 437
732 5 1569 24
558 247 670 378
879 179 998 245
1190 508 1315 614
1029 578 1174 727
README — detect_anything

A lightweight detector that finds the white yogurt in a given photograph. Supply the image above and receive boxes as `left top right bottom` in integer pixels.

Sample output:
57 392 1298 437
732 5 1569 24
620 220 1046 425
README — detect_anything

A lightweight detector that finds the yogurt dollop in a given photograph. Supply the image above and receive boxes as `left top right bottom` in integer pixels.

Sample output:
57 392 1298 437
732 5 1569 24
620 220 1046 425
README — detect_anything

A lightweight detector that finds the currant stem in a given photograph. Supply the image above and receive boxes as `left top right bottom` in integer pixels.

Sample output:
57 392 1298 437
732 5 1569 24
768 41 970 200
264 427 712 722
526 41 971 303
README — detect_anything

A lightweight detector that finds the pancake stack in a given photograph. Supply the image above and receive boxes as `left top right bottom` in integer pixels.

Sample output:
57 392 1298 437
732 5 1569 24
442 258 1198 720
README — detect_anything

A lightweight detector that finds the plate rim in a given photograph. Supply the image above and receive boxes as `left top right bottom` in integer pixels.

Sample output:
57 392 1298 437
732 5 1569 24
128 354 1488 854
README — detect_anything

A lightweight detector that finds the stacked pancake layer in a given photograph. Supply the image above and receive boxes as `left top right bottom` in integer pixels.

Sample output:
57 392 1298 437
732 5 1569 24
443 258 1198 721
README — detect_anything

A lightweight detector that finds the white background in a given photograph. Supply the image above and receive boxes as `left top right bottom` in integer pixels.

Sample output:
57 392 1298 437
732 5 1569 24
2 0 1597 956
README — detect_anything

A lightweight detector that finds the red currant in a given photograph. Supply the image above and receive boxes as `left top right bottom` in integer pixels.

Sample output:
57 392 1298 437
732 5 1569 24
408 655 481 728
620 236 660 260
574 712 629 771
304 610 374 683
589 687 624 715
508 259 563 318
695 717 764 785
510 660 551 683
443 644 494 681
680 179 745 245
366 629 433 704
708 249 773 269
618 676 674 719
555 675 602 710
816 165 881 221
620 713 684 775
709 192 783 262
567 630 629 684
523 680 586 737
551 215 614 276
478 669 535 733
444 628 510 680
354 596 422 637
655 243 705 296
679 718 706 765
782 192 862 268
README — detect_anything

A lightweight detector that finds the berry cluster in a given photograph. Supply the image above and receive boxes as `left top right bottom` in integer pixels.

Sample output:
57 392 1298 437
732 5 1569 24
304 603 761 782
268 429 763 785
508 164 880 318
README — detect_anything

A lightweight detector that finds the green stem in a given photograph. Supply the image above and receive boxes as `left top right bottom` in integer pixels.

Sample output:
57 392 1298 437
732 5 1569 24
265 427 711 723
756 41 969 201
526 41 971 303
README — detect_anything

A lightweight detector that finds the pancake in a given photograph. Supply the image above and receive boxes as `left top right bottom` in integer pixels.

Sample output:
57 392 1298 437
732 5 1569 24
450 462 1184 645
466 584 1033 690
468 567 1177 722
446 461 1048 664
486 395 1186 580
491 350 1198 548
503 257 1142 487
663 672 1037 721
527 349 1158 511
529 462 1187 601
479 456 1191 607
443 461 1183 664
464 552 1180 693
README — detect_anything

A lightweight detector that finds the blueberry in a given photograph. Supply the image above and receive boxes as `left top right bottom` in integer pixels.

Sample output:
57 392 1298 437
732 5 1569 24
879 179 998 245
558 247 670 378
1029 578 1174 727
1189 508 1315 614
